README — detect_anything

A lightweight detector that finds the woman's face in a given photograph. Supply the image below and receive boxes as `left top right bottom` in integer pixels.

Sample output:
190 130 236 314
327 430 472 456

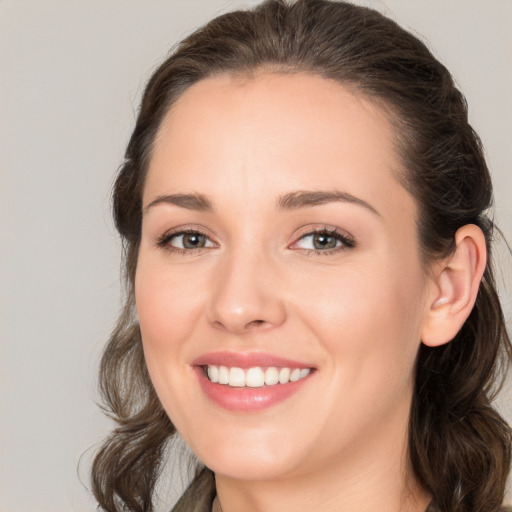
136 72 432 481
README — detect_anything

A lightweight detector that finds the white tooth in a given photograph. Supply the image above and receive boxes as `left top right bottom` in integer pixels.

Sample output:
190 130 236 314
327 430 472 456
229 367 246 387
279 367 291 384
264 367 279 386
207 365 219 383
218 366 229 385
289 368 301 382
246 367 265 387
299 368 311 379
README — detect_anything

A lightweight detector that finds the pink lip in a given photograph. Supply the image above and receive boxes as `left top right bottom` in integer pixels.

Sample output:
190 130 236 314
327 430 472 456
192 351 311 369
192 351 315 412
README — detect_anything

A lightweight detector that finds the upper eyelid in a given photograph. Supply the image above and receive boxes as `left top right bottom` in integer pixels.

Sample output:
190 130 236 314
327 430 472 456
158 224 216 239
291 225 354 242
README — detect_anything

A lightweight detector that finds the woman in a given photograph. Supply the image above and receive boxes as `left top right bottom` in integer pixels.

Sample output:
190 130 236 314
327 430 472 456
91 1 511 511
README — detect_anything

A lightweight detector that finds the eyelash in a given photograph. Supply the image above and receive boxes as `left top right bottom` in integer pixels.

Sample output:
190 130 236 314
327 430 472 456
155 226 355 255
291 226 355 256
156 228 215 254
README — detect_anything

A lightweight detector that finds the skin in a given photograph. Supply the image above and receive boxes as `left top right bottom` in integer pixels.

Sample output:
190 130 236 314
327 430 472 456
135 72 458 512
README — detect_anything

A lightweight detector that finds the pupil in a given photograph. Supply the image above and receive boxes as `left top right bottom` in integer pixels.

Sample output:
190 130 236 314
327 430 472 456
313 233 336 249
183 233 205 248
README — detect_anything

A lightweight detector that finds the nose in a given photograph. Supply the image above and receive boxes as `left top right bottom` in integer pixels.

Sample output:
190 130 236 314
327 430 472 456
206 248 287 335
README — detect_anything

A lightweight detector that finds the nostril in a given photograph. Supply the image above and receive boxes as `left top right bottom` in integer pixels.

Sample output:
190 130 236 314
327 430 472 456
213 320 226 330
211 318 270 333
246 319 267 329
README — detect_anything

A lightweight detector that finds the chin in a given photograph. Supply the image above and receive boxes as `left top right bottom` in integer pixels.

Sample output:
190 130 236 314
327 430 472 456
204 453 295 482
185 426 305 482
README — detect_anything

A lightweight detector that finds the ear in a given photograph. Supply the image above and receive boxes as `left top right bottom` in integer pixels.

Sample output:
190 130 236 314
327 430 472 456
421 224 487 347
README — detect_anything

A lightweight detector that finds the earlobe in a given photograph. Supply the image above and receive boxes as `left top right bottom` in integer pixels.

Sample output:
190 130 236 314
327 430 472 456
421 224 487 347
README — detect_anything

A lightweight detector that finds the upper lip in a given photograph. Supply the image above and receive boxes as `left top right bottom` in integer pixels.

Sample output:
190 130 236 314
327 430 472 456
192 351 314 369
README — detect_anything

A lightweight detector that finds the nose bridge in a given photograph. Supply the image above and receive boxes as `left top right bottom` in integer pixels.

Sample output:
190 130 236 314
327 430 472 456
207 242 286 333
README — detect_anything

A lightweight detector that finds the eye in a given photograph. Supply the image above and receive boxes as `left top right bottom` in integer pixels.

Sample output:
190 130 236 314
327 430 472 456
157 229 217 251
291 227 354 254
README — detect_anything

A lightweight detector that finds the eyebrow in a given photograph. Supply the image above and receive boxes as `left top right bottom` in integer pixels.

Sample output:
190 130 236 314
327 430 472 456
144 193 214 214
276 190 381 216
143 189 380 216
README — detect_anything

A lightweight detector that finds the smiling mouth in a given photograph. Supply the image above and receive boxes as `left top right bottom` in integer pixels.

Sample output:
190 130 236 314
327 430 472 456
202 365 312 388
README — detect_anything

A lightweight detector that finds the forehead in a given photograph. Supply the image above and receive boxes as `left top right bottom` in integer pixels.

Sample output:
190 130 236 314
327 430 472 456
145 71 415 223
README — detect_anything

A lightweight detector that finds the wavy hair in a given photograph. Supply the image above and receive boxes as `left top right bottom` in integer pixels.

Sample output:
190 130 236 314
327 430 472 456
91 1 511 511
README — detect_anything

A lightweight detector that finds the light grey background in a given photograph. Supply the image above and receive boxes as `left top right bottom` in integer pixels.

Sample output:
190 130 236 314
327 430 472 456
1 1 511 511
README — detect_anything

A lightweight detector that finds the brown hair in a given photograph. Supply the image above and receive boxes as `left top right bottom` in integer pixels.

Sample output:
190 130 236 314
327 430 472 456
91 1 511 511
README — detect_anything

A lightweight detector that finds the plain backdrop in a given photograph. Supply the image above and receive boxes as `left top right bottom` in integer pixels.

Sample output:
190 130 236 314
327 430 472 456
1 1 511 511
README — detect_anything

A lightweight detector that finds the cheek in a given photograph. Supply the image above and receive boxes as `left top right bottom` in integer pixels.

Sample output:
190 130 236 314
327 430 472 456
135 259 205 354
292 256 425 368
134 257 211 424
134 259 207 426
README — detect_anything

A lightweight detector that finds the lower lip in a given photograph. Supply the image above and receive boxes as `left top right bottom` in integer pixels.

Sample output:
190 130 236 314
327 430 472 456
194 367 312 412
